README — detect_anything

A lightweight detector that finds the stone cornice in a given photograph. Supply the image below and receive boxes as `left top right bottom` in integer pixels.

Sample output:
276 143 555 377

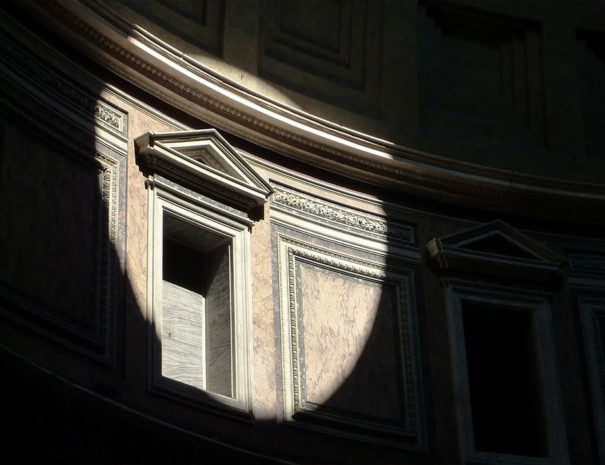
426 221 564 285
15 0 605 225
135 130 273 214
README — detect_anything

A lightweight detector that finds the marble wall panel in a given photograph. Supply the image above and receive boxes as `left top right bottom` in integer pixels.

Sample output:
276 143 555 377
0 121 99 325
121 103 179 318
251 201 279 419
0 115 122 364
420 3 545 160
205 246 233 397
276 232 423 447
161 280 205 389
297 261 402 422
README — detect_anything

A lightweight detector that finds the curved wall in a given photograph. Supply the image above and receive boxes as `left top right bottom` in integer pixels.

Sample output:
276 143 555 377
0 1 605 464
99 0 605 183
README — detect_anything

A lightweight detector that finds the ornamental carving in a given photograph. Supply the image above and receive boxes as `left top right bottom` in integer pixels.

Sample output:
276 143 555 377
0 31 126 136
569 254 605 274
93 101 125 132
272 187 414 243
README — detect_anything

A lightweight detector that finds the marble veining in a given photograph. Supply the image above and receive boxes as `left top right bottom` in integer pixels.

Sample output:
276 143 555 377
296 261 403 422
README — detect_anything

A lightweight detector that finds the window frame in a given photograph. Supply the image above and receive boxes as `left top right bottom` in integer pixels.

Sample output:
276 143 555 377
135 128 272 417
445 280 568 465
147 185 253 415
576 292 605 465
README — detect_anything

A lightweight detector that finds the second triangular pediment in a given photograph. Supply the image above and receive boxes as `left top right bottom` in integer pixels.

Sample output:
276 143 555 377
439 220 562 263
426 221 564 282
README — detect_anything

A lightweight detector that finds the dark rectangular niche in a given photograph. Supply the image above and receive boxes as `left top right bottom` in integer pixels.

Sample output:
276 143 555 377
577 29 605 160
162 212 233 398
462 301 549 457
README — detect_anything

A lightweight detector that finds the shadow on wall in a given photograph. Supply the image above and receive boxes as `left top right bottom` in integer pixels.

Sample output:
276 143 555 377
0 3 431 464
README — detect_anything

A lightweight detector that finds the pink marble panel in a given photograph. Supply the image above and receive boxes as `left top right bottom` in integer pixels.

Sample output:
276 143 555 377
251 203 278 418
121 104 175 315
297 262 403 422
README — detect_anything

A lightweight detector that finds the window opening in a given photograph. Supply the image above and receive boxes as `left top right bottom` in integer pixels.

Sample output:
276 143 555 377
462 301 549 456
161 212 233 398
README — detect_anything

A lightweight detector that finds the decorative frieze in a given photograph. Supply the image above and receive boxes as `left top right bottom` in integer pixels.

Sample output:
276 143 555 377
93 100 125 132
569 254 605 275
272 185 414 244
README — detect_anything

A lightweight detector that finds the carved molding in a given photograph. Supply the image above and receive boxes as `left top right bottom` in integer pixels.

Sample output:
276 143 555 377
94 100 126 134
569 254 605 275
0 30 127 138
7 0 605 226
277 234 424 448
135 130 272 218
426 220 564 284
272 185 414 244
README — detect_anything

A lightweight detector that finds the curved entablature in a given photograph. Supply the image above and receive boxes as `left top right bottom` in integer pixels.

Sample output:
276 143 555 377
20 0 605 225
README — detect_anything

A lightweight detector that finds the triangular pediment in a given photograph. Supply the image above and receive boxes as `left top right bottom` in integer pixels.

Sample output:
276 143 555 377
459 232 538 260
439 221 561 263
426 221 563 282
135 130 272 212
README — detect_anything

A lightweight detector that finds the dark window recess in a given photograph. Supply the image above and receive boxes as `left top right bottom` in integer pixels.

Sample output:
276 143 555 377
597 312 605 360
462 302 549 456
162 213 233 398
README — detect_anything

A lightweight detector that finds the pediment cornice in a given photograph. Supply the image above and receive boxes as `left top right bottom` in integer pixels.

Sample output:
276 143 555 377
426 220 564 283
135 129 272 212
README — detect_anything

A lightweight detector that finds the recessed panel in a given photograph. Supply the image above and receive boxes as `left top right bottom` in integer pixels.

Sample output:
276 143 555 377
420 4 544 152
277 233 423 447
297 261 403 422
114 0 223 55
259 0 383 115
0 125 100 326
577 30 605 160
